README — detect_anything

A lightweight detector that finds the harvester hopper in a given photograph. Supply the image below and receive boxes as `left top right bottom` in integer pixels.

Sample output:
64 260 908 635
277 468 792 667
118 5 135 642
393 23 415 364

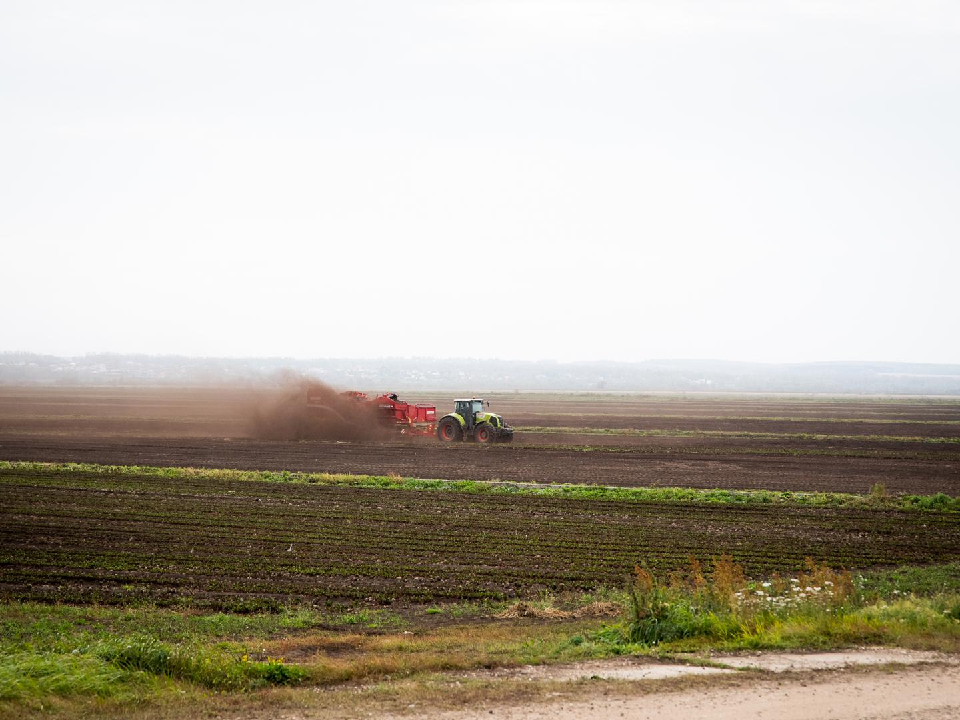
306 388 437 437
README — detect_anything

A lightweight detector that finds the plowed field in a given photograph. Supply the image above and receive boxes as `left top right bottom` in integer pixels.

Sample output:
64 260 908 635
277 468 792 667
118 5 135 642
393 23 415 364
2 388 959 609
3 464 958 609
1 388 958 495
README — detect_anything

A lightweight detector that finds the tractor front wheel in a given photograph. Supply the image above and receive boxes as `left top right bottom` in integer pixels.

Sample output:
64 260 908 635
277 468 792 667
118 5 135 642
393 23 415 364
437 417 463 442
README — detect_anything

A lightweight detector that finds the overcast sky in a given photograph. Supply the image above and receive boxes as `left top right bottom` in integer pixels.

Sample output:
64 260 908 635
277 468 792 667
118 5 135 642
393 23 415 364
2 1 958 363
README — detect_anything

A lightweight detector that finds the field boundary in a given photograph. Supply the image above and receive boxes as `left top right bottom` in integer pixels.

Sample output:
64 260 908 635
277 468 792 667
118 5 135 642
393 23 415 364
2 460 957 512
518 413 960 425
516 426 960 444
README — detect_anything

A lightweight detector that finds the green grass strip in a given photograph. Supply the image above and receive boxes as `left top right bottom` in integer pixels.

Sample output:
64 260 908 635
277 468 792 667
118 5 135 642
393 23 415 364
516 426 960 444
1 461 957 513
508 442 953 462
530 412 960 425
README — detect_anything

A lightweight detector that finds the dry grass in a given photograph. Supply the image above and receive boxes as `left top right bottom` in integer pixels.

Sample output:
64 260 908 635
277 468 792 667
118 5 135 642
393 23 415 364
494 601 621 620
257 619 606 687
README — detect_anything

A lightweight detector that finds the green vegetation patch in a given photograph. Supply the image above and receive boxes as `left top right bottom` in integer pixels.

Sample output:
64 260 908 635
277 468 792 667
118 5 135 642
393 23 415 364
517 426 960 444
509 441 956 463
0 604 311 703
594 558 960 654
527 413 960 425
2 460 957 512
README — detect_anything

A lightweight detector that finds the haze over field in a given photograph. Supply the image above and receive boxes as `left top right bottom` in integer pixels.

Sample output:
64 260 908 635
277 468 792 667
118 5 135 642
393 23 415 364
2 2 958 364
4 352 960 394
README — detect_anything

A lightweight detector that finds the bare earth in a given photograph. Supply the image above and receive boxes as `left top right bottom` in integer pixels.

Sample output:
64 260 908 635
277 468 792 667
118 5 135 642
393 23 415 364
397 660 960 720
1 387 958 494
459 648 957 681
3 388 960 717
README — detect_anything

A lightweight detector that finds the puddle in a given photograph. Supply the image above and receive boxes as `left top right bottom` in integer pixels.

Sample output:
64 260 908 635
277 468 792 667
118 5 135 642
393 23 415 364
502 660 730 681
709 648 956 672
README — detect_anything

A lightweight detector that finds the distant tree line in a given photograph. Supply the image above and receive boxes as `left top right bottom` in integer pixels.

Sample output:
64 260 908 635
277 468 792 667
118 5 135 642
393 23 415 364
1 352 958 395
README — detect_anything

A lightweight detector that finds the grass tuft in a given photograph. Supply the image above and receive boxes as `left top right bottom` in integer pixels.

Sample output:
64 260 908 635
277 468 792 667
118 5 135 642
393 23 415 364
0 653 138 701
96 638 305 690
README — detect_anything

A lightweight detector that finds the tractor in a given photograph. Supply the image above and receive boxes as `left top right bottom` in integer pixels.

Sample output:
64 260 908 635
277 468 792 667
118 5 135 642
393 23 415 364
436 398 514 443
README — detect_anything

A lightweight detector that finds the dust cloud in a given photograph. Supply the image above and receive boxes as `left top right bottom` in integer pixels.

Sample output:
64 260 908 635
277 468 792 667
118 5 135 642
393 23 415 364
250 375 390 441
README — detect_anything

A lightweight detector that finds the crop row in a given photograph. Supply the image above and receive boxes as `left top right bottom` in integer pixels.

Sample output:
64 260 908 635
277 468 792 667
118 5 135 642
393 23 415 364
3 467 959 608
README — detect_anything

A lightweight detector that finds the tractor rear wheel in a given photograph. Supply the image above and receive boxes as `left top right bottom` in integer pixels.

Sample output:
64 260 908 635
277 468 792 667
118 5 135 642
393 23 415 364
437 417 463 442
475 423 494 444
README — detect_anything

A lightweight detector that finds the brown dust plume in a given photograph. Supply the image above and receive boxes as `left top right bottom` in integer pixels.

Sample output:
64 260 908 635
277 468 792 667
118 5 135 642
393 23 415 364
250 376 390 441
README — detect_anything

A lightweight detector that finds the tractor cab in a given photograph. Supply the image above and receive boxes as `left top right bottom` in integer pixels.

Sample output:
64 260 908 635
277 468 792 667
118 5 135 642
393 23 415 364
454 398 485 424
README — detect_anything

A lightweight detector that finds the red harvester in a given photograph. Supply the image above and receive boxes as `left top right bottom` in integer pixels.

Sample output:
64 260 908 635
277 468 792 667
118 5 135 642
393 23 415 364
307 388 437 436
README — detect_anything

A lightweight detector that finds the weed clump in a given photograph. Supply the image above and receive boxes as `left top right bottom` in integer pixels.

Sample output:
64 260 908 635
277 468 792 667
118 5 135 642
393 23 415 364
626 566 673 643
619 556 856 647
904 492 960 512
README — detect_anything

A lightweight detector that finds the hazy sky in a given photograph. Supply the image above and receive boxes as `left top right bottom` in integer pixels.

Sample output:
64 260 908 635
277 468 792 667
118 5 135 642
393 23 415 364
2 1 958 363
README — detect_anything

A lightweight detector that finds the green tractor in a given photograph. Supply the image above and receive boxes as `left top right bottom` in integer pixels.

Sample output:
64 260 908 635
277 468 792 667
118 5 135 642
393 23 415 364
437 398 514 443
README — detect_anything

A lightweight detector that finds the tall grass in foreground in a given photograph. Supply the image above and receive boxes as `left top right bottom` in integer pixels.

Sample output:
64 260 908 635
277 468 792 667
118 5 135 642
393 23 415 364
0 638 305 702
2 562 960 708
98 638 304 690
605 556 960 651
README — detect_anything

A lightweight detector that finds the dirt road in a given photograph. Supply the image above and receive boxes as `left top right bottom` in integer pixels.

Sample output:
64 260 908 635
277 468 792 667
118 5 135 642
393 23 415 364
412 664 960 720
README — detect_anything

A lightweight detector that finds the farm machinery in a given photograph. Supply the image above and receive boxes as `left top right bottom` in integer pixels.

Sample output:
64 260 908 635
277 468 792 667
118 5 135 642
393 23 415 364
436 398 514 443
306 388 438 436
305 388 513 442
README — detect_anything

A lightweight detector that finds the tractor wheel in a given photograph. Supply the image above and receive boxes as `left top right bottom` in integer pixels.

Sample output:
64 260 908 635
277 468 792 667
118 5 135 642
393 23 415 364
475 423 494 444
437 417 463 442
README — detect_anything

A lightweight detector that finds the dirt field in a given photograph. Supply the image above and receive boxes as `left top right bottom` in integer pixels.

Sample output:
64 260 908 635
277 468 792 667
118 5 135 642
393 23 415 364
1 387 958 494
2 387 959 718
3 463 958 608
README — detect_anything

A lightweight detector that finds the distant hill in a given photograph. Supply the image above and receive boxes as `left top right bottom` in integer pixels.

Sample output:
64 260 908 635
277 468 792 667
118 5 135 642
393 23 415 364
1 353 958 395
